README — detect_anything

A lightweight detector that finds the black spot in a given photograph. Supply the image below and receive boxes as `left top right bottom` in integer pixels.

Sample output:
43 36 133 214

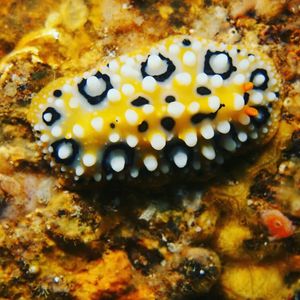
51 139 80 166
138 121 149 132
250 105 271 127
190 104 225 124
182 39 191 46
164 140 193 169
243 93 250 104
165 95 176 103
42 107 61 126
237 49 241 53
141 53 176 82
102 143 134 174
110 123 115 129
161 117 175 131
53 89 62 98
250 69 269 90
196 86 211 96
191 113 209 124
203 50 237 80
275 91 280 98
131 96 150 107
77 71 113 105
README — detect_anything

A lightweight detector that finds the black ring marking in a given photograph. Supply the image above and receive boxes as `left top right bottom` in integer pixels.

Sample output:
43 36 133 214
182 39 191 46
165 95 176 103
141 53 176 82
53 90 62 98
42 107 61 126
138 121 149 132
131 96 150 107
51 138 80 166
204 50 237 80
250 106 271 127
250 69 269 91
164 140 193 169
77 71 113 105
191 104 225 124
196 86 211 96
161 117 175 131
102 143 135 174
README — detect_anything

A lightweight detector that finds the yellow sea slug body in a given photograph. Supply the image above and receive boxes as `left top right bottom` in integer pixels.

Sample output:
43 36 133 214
28 36 281 181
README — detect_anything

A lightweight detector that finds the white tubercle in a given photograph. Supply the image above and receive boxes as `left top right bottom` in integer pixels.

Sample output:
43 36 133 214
210 53 229 73
147 54 163 71
253 74 265 86
85 76 105 97
82 153 97 167
75 166 84 176
121 65 137 78
217 120 231 134
183 51 196 66
107 89 121 102
238 132 248 142
200 122 214 139
91 117 104 132
108 60 119 72
58 143 72 159
175 72 192 86
143 104 154 114
51 126 62 137
122 84 135 96
167 102 185 118
125 109 138 125
252 92 263 104
196 73 208 85
208 96 220 111
109 133 120 143
110 154 126 172
201 145 216 160
73 124 84 137
267 92 276 101
238 113 250 125
94 173 102 182
130 168 139 178
169 44 180 55
142 76 157 92
126 135 138 148
144 155 158 171
184 131 198 147
223 137 236 152
188 102 200 114
210 75 223 88
233 74 245 85
173 150 188 168
150 133 166 150
238 59 250 70
69 98 79 108
233 94 245 111
43 113 52 122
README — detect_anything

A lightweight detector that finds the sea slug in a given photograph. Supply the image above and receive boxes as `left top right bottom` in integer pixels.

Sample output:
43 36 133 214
28 36 281 181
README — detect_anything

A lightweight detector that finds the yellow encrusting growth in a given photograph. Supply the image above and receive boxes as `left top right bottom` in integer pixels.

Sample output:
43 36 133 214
28 35 281 181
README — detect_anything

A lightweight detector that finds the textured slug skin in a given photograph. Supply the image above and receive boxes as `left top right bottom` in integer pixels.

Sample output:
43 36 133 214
28 35 281 182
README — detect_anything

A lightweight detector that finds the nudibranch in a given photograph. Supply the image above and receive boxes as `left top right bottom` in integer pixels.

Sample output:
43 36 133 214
28 36 281 181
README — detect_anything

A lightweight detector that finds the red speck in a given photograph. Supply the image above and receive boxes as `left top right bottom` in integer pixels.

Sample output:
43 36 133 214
261 209 295 240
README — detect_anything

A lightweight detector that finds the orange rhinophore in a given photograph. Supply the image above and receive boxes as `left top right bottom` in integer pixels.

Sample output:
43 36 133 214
244 106 259 117
243 82 254 92
261 209 295 240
